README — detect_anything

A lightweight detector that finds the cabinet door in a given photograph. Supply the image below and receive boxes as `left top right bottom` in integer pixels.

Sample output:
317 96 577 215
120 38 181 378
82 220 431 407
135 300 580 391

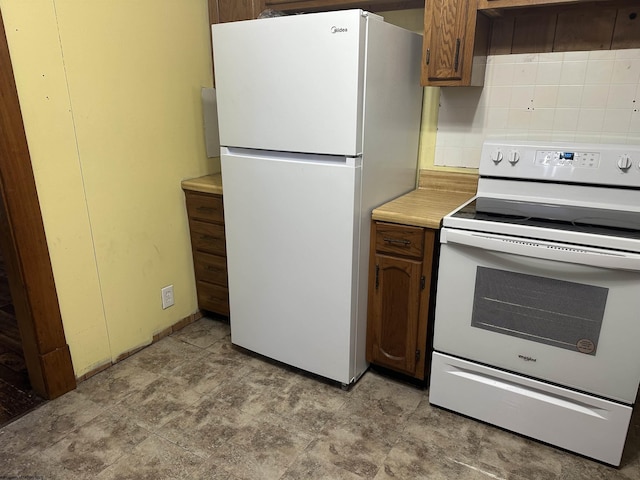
423 0 469 83
368 253 423 375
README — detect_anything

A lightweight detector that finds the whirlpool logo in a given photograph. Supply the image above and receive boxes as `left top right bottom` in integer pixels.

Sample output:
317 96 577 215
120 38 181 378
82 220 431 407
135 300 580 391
518 354 537 362
331 26 348 33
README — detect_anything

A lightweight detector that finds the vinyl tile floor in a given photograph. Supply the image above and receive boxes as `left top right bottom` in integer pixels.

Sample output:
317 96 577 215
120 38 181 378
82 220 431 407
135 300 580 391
1 316 639 480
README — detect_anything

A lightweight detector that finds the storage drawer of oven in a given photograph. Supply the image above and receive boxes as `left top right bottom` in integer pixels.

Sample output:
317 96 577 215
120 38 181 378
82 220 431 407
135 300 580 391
430 352 632 466
190 220 226 255
375 222 424 258
194 252 227 287
185 191 224 223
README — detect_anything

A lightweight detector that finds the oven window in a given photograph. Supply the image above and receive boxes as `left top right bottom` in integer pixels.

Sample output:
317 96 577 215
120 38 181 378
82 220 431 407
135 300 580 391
471 267 608 355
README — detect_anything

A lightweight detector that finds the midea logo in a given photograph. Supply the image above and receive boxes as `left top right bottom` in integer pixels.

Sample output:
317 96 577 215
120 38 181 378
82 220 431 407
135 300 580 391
331 26 348 33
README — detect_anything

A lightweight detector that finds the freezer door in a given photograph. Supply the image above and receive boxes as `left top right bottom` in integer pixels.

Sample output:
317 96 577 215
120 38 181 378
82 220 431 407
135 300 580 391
212 10 368 156
221 148 363 384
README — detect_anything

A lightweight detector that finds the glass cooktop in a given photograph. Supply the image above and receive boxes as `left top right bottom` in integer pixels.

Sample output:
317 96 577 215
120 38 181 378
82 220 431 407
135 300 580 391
452 197 640 240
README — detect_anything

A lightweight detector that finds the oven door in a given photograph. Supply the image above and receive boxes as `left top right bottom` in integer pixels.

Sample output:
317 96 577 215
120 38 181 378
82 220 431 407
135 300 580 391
434 227 640 404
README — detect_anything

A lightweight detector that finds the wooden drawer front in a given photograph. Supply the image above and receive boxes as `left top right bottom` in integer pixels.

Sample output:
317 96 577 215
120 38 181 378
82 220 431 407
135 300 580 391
375 222 424 258
190 220 226 255
197 281 229 316
194 251 227 286
185 191 224 224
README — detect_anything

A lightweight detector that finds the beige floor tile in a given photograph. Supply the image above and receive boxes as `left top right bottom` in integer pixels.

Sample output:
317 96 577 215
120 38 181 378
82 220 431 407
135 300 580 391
112 375 203 431
96 434 206 479
0 316 636 480
123 336 208 376
211 419 314 480
157 394 256 458
75 358 160 407
172 317 231 349
40 408 150 476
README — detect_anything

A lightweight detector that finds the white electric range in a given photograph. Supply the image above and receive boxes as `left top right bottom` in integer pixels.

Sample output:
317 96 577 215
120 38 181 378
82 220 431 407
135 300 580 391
430 140 640 466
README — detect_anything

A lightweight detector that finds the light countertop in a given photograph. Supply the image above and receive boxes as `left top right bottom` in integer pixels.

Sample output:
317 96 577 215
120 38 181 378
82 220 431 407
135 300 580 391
181 173 223 195
372 170 478 229
181 170 478 230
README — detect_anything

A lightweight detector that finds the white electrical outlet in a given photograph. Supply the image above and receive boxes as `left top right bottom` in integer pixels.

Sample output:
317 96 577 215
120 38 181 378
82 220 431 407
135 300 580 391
161 285 174 309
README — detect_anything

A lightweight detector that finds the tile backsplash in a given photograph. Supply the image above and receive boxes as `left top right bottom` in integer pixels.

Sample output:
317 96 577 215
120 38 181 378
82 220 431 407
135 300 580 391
434 49 640 169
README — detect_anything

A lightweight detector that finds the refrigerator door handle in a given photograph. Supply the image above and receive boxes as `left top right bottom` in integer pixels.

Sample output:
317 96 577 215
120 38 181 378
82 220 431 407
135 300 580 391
223 147 360 167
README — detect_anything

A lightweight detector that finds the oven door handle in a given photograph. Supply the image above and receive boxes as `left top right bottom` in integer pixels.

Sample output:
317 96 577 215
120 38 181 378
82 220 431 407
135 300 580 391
442 228 640 272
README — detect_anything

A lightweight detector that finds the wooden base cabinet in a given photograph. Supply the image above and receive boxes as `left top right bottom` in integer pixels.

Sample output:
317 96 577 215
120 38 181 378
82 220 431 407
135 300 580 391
184 190 229 316
366 221 437 381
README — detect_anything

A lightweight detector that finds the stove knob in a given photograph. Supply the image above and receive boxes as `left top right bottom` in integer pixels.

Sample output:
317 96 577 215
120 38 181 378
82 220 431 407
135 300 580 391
491 150 503 165
508 150 520 165
617 154 632 172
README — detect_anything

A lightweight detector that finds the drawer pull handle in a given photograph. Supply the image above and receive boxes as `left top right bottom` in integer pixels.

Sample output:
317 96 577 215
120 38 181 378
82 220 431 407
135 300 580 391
200 235 219 241
383 237 411 246
196 206 215 212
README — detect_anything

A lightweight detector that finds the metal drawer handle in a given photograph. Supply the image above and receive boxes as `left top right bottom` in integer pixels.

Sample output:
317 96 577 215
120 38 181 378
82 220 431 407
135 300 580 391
383 237 411 246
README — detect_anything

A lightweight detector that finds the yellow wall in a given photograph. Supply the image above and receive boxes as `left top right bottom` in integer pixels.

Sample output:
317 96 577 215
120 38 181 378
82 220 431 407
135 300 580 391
1 0 216 376
0 3 460 377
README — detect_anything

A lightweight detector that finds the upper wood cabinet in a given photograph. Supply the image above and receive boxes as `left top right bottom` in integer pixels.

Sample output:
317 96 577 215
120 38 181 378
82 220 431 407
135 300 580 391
209 0 264 24
421 0 490 86
477 0 604 12
262 0 422 13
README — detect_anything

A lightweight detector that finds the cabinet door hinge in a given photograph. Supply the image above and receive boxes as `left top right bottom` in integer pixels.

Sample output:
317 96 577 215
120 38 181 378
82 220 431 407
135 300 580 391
420 275 426 290
375 264 380 289
415 349 420 362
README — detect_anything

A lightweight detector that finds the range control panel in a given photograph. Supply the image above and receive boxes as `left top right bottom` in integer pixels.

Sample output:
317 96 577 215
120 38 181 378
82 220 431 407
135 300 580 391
480 141 640 188
534 150 600 168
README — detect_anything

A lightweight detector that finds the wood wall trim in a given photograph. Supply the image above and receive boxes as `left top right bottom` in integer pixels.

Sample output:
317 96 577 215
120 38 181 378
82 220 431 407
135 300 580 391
489 0 640 54
0 10 76 399
418 170 479 195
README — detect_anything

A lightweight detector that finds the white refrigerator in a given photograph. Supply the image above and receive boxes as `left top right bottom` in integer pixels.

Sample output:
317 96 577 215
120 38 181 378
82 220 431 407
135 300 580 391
212 9 423 387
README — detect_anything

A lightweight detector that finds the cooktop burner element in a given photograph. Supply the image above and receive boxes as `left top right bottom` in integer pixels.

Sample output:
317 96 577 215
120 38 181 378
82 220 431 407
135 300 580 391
453 197 640 240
